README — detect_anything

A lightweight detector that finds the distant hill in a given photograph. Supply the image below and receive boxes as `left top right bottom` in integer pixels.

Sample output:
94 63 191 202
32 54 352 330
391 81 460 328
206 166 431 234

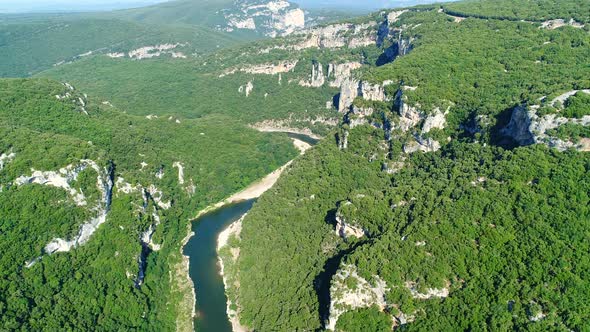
0 0 362 77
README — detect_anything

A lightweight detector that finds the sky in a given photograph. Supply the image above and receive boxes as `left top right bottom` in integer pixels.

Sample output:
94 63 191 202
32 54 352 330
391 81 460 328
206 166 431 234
0 0 168 13
0 0 447 14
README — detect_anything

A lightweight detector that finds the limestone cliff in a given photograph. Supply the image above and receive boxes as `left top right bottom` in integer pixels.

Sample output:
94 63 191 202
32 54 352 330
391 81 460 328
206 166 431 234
222 0 305 37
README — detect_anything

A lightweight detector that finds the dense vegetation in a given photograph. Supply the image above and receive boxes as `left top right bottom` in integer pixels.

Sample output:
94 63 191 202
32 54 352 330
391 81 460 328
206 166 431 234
443 0 590 23
2 0 589 330
0 0 360 78
0 78 297 329
0 15 242 77
237 120 590 331
231 1 590 331
39 55 338 130
562 91 590 118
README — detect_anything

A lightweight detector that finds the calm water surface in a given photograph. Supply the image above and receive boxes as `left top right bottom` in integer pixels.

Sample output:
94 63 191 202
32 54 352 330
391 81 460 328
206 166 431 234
184 200 255 332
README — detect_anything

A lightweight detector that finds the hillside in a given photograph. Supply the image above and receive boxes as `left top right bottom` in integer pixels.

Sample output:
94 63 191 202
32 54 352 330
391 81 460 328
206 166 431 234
0 78 297 329
207 0 590 330
0 0 360 77
1 0 589 331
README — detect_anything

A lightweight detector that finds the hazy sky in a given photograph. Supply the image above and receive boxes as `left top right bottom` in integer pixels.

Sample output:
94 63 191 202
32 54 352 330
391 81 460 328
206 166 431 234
0 0 448 13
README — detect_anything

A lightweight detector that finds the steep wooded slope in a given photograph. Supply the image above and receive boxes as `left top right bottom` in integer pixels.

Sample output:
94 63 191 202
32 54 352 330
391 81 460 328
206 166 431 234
223 1 590 330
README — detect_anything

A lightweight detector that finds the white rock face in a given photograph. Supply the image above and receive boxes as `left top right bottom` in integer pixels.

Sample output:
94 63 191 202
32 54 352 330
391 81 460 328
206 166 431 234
0 149 16 171
403 136 441 154
338 79 360 113
16 160 114 256
338 130 349 150
272 8 305 36
405 281 449 300
292 22 377 50
115 177 141 194
382 160 405 174
328 62 362 88
396 89 423 132
106 52 125 58
228 17 256 30
127 43 187 60
338 80 388 113
299 62 325 87
223 0 305 37
540 19 584 30
361 82 386 102
422 108 447 133
221 60 298 78
217 214 250 332
147 184 171 210
550 89 590 107
15 162 93 206
239 81 254 97
387 10 408 24
503 100 590 151
141 209 163 252
173 162 185 185
347 106 375 129
335 213 365 239
327 264 390 330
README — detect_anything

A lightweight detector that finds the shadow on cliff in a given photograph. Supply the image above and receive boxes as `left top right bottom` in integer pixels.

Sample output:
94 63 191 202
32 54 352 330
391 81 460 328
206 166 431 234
459 107 521 150
489 106 522 149
313 208 367 331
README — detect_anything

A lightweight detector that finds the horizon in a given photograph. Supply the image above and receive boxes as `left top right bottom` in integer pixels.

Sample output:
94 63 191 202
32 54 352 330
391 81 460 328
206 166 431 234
0 0 451 14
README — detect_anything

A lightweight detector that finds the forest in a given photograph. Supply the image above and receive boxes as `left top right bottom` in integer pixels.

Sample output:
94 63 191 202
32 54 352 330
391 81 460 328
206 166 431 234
0 78 297 329
0 0 589 330
230 1 590 331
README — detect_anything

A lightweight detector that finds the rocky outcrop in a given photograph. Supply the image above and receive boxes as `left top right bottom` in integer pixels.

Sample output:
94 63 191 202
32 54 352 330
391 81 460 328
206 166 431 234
502 103 590 151
0 149 15 171
291 22 377 51
55 82 89 114
173 162 185 185
335 201 366 239
328 62 362 88
222 0 305 37
126 43 188 60
395 89 423 132
422 108 447 134
15 160 99 207
220 60 298 77
326 264 389 330
405 281 450 300
217 214 251 332
250 118 332 139
540 19 584 30
382 160 405 174
17 160 114 258
376 10 414 65
550 89 590 107
346 106 375 129
501 106 535 145
338 80 388 113
299 61 325 87
403 136 441 154
337 130 349 150
239 81 254 97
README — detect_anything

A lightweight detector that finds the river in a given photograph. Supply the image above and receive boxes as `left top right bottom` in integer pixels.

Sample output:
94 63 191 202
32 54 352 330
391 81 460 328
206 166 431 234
184 200 255 332
183 133 317 332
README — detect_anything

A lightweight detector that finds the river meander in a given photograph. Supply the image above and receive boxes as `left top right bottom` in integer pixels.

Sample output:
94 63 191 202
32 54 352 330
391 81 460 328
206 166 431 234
184 200 255 332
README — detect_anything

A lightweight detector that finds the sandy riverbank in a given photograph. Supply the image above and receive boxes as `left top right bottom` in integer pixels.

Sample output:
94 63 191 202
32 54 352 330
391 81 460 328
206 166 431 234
214 137 313 331
217 214 248 332
179 136 313 331
193 138 311 219
174 224 196 332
